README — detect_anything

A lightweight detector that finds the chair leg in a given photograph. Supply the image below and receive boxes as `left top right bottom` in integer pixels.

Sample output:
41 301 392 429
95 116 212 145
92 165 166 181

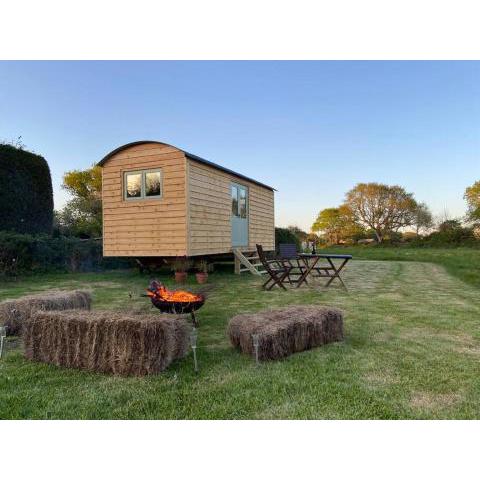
263 277 274 289
265 269 291 290
263 273 281 290
279 267 293 290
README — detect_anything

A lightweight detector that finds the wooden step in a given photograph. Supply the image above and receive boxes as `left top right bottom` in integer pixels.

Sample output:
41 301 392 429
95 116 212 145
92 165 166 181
233 248 263 276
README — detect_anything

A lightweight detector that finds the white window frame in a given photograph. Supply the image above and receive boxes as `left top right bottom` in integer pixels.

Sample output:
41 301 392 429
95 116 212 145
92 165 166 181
124 168 163 201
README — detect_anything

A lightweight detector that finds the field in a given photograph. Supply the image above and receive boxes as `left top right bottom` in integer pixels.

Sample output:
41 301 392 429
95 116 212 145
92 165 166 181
1 247 480 419
326 245 480 288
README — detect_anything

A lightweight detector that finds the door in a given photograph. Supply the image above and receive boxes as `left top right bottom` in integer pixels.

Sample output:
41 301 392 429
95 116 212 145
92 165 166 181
231 183 249 247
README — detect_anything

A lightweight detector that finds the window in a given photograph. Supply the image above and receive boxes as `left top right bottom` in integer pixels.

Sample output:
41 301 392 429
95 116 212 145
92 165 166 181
231 185 239 215
231 184 248 218
239 187 247 218
125 172 142 198
124 169 162 200
145 171 161 197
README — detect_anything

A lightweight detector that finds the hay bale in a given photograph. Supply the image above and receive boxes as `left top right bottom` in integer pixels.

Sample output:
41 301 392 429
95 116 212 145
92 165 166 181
0 290 92 336
228 306 344 361
23 310 190 376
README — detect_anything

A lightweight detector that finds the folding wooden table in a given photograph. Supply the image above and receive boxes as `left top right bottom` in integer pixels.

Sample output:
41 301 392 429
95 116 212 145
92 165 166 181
297 253 352 290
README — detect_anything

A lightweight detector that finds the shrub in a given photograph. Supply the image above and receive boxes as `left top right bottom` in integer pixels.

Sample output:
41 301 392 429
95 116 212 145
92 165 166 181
410 222 477 247
0 232 130 277
0 144 53 234
275 227 301 253
23 310 190 375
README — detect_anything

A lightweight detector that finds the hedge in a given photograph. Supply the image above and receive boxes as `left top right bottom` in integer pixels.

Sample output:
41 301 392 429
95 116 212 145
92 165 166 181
0 144 53 234
0 232 130 277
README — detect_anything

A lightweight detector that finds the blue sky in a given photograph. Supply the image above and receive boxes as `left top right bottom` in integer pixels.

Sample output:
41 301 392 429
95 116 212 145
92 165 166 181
0 61 478 230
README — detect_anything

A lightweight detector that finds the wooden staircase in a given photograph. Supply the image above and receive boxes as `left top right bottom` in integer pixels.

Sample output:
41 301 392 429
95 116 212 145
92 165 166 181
233 249 267 275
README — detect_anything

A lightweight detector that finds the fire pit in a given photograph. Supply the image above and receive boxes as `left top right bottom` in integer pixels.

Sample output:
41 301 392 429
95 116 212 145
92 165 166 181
145 280 205 327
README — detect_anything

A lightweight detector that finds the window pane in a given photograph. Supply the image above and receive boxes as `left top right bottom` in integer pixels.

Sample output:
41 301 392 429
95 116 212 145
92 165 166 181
145 171 161 197
239 187 247 218
231 185 238 216
126 173 142 198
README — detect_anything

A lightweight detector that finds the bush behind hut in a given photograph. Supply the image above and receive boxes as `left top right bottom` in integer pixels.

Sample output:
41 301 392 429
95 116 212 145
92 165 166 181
0 232 130 277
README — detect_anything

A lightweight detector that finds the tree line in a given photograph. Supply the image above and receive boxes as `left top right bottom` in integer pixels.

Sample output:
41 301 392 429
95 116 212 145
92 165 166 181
310 182 480 245
55 164 480 248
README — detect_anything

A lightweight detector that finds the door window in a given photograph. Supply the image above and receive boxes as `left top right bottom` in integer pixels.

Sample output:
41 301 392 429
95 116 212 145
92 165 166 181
239 187 247 218
231 184 247 217
231 185 239 216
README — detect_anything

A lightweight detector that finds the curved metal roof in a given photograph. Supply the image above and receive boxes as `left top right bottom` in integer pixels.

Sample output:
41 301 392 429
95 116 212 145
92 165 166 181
98 140 275 191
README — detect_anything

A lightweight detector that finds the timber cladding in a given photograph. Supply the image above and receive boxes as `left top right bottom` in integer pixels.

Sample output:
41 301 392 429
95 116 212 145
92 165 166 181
187 159 274 255
101 141 275 257
102 143 188 257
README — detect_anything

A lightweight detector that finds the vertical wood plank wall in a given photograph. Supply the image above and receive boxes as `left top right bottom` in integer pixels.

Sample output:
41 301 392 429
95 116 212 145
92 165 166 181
187 159 275 256
102 143 188 256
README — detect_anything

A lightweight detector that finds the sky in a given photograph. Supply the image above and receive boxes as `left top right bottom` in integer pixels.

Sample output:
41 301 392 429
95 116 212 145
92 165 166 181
0 61 479 231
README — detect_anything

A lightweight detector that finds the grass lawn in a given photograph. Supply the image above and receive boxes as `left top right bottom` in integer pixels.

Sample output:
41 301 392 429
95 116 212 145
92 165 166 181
1 250 480 419
326 245 480 288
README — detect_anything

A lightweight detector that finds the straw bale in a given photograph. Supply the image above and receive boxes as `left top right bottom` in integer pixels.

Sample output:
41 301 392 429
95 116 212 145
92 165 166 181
228 306 343 361
23 310 189 375
0 290 91 336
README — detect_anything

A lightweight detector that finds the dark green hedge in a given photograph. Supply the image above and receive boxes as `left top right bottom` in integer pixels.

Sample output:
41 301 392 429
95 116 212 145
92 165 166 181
0 144 53 234
0 232 131 277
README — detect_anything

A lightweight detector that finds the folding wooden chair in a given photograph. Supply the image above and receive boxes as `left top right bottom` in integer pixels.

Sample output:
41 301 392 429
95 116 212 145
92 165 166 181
278 243 309 285
256 244 292 290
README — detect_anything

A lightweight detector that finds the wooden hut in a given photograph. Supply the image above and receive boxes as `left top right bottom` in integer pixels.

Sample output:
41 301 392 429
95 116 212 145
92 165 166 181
98 141 275 265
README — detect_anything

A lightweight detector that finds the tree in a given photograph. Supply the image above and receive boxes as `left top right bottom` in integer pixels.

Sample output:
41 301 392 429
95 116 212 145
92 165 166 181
287 225 308 242
56 165 102 237
312 208 343 244
311 205 363 245
343 183 418 243
438 219 463 232
412 202 434 235
464 180 480 222
0 142 53 234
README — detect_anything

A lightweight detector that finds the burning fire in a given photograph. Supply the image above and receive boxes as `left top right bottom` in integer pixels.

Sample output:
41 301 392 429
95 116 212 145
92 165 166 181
147 281 203 303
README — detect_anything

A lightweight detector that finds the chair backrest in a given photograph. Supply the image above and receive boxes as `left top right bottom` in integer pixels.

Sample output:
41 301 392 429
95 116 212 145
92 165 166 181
279 243 298 259
256 244 275 275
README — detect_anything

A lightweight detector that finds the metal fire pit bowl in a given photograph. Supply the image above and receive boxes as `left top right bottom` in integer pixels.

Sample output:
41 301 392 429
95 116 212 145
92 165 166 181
144 280 205 327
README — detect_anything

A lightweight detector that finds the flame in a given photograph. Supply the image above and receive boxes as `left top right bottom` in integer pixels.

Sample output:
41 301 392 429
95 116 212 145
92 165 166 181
147 284 203 303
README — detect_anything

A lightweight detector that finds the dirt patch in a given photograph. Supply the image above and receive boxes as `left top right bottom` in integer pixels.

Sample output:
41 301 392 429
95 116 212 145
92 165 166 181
378 293 405 302
363 370 399 387
398 327 438 342
410 391 462 411
90 282 122 288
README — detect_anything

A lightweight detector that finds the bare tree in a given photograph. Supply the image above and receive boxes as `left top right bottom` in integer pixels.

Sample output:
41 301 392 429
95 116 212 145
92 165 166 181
412 202 434 235
343 183 418 243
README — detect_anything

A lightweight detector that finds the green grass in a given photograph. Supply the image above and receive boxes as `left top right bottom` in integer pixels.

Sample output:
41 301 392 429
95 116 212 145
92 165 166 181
325 245 480 288
1 251 480 419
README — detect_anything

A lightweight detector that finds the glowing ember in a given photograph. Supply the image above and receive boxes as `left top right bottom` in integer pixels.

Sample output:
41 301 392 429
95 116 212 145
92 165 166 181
147 282 203 303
